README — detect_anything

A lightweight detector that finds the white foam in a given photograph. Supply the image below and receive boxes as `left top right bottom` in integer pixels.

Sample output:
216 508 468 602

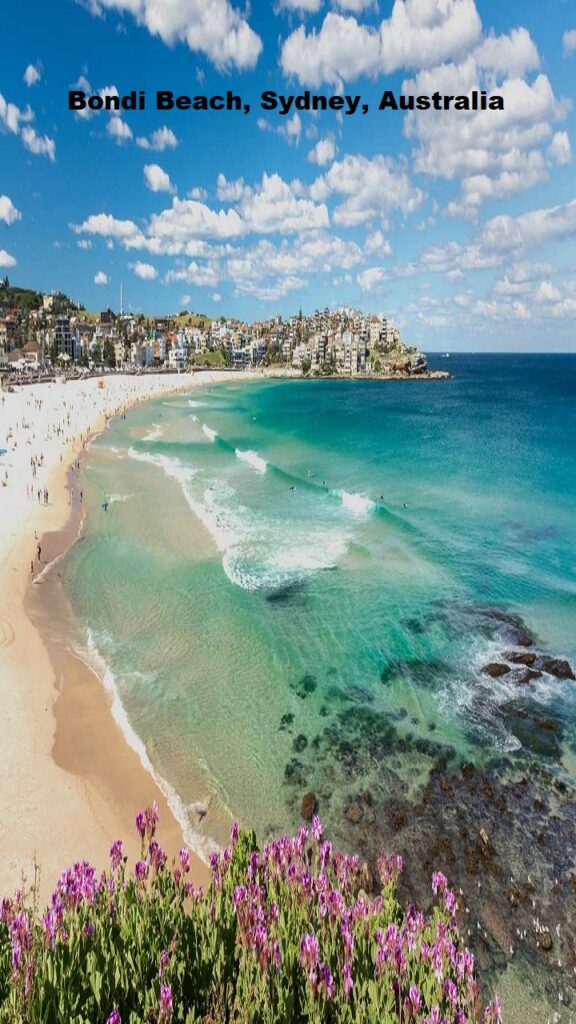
107 493 132 505
191 415 199 423
202 424 218 442
235 448 267 474
188 400 206 408
143 423 163 442
338 490 376 517
78 629 218 863
126 447 349 593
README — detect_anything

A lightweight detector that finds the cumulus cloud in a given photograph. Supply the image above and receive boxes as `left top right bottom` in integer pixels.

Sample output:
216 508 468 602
562 29 576 57
94 271 108 284
72 213 139 238
313 154 424 226
78 0 262 71
357 266 387 291
107 115 132 142
0 250 17 268
547 131 572 166
149 197 243 239
239 172 329 233
23 62 42 87
257 112 302 146
402 28 569 215
0 91 55 160
280 0 482 86
77 239 93 249
136 126 178 151
165 261 219 287
143 163 175 193
307 137 336 165
21 126 56 161
0 196 21 225
276 0 322 10
131 260 158 279
216 174 249 202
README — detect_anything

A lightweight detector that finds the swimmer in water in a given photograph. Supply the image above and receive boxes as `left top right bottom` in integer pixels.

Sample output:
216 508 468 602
289 485 295 491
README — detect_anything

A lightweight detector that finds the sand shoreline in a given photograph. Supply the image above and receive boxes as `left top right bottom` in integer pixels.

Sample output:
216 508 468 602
0 371 258 902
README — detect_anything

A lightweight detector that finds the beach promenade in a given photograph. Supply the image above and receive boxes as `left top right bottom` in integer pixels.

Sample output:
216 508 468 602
0 372 250 901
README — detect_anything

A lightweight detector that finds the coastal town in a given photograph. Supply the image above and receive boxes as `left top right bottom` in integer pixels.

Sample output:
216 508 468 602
0 280 446 380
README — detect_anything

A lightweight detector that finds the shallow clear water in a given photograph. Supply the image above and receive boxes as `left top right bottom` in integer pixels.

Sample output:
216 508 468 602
64 357 576 839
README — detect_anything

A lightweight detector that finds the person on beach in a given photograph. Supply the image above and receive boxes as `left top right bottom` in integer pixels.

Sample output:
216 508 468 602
37 544 41 561
30 561 34 576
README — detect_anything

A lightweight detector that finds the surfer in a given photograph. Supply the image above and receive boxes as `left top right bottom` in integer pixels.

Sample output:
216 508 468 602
289 485 295 492
102 499 109 512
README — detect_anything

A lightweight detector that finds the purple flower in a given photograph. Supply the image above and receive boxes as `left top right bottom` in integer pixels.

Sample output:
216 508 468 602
343 961 354 997
160 950 170 976
232 885 247 908
230 821 239 845
135 811 146 840
444 977 458 1008
273 938 282 973
109 840 123 870
106 1012 121 1024
311 816 324 842
409 984 422 1011
135 860 148 882
319 962 334 999
432 870 448 895
160 984 173 1019
299 933 320 974
179 848 190 873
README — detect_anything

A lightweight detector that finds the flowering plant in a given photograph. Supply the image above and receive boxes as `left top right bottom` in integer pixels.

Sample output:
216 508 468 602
0 805 501 1023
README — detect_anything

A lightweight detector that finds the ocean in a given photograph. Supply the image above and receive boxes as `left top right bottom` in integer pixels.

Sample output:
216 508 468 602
62 354 576 1018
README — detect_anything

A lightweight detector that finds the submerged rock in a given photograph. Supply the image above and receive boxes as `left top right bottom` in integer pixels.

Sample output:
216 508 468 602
538 657 575 680
301 791 316 820
345 801 364 824
503 651 537 666
482 663 511 678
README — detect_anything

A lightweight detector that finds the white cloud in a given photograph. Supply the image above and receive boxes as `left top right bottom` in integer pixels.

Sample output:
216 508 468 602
77 239 92 249
136 126 178 151
21 126 56 161
0 250 17 268
180 294 191 305
107 115 132 142
403 38 569 214
365 229 391 255
277 0 322 10
165 261 219 287
357 266 387 291
188 186 208 200
94 271 108 284
23 62 42 87
149 197 243 239
257 112 302 146
562 29 576 57
239 172 329 233
333 0 375 10
0 92 33 135
280 0 482 86
211 292 222 302
73 213 139 238
131 260 158 279
314 154 424 226
307 137 336 165
547 131 572 166
79 0 262 71
216 174 249 202
478 198 576 254
0 196 21 226
143 163 174 193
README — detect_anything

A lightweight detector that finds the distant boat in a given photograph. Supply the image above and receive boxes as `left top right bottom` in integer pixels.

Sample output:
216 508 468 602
442 353 450 358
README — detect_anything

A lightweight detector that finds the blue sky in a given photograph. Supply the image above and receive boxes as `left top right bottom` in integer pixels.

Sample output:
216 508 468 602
1 0 576 350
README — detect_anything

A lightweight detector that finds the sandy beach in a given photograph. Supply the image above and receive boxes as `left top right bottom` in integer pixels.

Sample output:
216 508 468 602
0 370 256 902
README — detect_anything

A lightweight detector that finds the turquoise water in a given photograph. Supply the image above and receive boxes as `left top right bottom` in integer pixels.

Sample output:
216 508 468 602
63 356 576 849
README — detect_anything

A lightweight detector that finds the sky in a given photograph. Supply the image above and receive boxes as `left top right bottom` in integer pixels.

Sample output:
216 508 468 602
1 0 576 350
